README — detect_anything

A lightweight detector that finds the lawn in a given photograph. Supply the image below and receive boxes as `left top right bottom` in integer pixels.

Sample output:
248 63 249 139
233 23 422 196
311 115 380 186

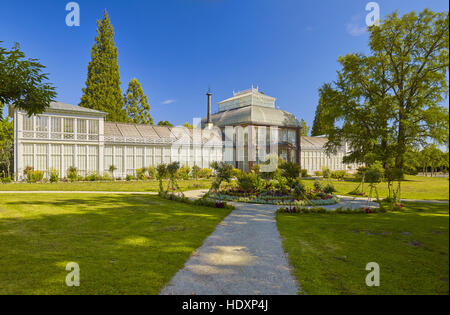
303 175 449 201
0 179 212 192
277 202 449 295
0 193 231 294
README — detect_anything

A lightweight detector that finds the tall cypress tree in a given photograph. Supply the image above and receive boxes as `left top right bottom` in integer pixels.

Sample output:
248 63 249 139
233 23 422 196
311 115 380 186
124 78 154 125
311 83 336 136
80 10 127 122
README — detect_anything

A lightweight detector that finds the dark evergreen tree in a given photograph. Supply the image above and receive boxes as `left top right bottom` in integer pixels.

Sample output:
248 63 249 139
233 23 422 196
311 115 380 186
80 10 127 122
124 78 153 124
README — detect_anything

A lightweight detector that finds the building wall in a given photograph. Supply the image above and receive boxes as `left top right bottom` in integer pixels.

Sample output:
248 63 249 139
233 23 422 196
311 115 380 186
13 108 357 180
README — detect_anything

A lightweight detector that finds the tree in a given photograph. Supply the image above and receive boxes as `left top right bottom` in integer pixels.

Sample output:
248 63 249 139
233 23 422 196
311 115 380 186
183 122 193 129
0 118 13 177
0 42 56 117
158 121 173 127
279 161 301 208
80 10 127 122
311 83 337 136
124 78 153 124
299 119 310 136
209 162 234 194
324 10 449 171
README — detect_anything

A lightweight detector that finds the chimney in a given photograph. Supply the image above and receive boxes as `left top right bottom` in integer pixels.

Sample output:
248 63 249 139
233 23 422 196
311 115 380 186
206 91 213 126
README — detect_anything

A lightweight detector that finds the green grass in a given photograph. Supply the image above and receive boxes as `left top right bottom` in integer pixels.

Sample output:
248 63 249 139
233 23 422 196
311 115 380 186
303 175 449 200
0 179 212 192
0 193 230 294
277 202 449 295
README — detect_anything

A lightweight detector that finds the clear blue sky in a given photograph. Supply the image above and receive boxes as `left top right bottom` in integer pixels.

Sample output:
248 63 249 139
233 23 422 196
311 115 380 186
1 0 448 127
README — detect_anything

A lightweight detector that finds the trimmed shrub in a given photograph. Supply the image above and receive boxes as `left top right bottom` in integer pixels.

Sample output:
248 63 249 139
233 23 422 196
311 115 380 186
27 170 44 183
198 168 212 178
147 166 156 179
331 170 347 181
323 183 336 194
49 168 59 183
67 167 78 182
322 167 331 179
136 167 147 180
1 176 12 184
300 169 308 178
178 165 191 180
191 165 201 180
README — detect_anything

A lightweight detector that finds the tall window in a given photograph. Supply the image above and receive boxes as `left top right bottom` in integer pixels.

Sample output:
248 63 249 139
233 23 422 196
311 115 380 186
88 120 99 140
36 116 48 139
51 117 62 139
64 118 74 139
23 115 34 138
77 119 87 140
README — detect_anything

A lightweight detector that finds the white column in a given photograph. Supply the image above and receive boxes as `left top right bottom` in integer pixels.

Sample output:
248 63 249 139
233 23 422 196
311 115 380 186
133 146 136 175
143 146 147 167
74 144 78 168
47 143 51 176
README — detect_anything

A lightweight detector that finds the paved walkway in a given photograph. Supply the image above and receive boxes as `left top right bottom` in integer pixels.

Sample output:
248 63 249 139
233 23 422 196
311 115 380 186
160 201 300 295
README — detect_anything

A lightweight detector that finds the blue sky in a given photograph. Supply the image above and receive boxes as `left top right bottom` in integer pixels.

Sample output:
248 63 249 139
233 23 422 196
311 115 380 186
1 0 448 127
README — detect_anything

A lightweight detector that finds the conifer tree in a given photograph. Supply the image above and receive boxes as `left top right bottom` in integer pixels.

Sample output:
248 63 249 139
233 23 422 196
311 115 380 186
80 10 127 122
124 78 153 124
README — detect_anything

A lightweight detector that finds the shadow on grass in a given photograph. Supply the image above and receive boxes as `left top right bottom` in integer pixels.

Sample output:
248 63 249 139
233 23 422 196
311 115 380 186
0 194 231 295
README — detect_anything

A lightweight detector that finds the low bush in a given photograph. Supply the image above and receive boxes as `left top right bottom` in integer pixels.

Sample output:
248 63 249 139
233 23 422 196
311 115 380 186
322 167 331 179
136 168 147 180
49 168 59 183
300 169 308 178
159 191 234 210
323 183 336 194
126 174 135 181
1 176 12 184
147 166 156 179
198 168 212 178
331 170 347 180
67 167 78 182
27 170 44 183
314 171 323 177
178 165 191 180
277 206 385 215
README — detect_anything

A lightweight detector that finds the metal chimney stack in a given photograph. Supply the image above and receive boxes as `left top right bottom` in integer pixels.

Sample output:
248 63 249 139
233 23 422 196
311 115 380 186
207 91 212 125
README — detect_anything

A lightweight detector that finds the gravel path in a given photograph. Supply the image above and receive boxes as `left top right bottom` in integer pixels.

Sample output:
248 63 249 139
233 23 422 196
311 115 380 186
160 201 300 295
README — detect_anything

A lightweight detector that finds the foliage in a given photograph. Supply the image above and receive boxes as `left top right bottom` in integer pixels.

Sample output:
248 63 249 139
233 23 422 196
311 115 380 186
322 167 331 179
1 176 11 183
191 165 201 180
147 166 156 179
210 162 234 194
108 165 117 178
300 169 308 178
156 163 168 192
331 170 347 181
49 168 59 183
300 119 310 136
26 170 44 183
198 168 212 179
178 165 191 180
79 10 127 122
166 162 182 196
323 183 336 194
124 78 153 125
0 41 56 116
67 167 78 182
157 121 173 127
311 83 337 136
323 10 449 171
136 167 147 180
0 118 13 176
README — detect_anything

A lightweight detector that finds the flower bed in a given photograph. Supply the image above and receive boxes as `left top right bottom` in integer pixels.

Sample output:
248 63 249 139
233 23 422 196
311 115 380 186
210 192 340 206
